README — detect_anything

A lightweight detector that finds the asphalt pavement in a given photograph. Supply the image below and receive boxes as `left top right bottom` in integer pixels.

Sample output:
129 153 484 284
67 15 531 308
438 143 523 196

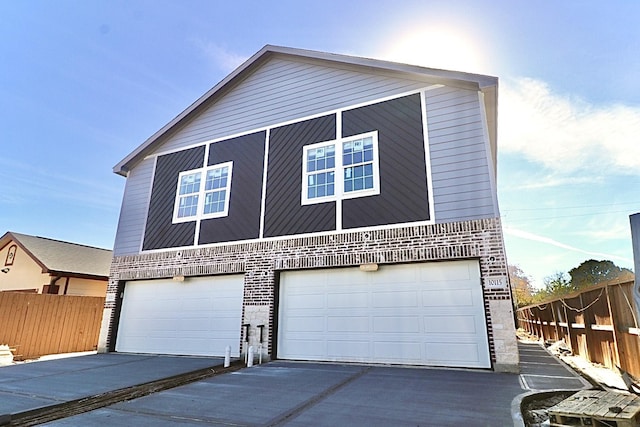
0 341 591 426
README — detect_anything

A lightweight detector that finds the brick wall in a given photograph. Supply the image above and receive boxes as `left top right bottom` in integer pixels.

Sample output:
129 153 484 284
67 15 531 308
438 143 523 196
102 217 518 371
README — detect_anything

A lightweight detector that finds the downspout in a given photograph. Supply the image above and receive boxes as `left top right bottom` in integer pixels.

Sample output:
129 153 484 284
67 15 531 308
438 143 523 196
48 276 62 294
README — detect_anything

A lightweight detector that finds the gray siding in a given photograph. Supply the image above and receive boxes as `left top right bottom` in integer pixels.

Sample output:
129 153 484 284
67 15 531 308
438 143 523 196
426 86 496 222
158 57 431 153
114 56 498 256
113 158 155 256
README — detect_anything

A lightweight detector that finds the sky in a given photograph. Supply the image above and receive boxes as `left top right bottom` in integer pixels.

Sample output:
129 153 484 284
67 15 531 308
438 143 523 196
1 1 639 288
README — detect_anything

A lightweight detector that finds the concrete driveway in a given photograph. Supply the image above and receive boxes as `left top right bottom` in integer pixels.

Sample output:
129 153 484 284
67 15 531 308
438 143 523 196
0 353 223 419
42 361 524 427
1 342 588 426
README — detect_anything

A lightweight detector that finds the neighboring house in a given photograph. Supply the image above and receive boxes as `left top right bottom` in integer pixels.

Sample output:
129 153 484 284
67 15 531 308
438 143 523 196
99 45 518 372
0 232 111 297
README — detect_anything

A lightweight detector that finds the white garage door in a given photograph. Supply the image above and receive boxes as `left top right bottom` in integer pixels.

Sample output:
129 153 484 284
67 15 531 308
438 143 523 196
116 275 244 357
278 260 490 368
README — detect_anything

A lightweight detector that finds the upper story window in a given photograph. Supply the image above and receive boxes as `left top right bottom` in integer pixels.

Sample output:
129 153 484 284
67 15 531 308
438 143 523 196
173 161 233 223
302 131 379 205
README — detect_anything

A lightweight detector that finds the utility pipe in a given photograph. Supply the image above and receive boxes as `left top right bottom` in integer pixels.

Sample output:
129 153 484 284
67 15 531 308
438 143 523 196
247 346 254 367
224 345 231 368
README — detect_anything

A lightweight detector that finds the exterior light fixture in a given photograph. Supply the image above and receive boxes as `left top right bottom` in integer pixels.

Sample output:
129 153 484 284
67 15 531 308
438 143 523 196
359 263 378 272
172 275 185 282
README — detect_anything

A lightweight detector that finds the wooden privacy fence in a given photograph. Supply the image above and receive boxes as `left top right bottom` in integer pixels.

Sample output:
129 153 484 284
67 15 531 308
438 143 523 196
517 280 640 379
0 292 104 360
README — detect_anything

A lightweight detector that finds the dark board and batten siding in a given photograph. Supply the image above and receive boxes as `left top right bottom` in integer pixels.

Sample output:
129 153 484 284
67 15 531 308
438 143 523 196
112 57 498 256
341 94 430 228
199 131 266 244
113 58 436 256
142 95 431 250
142 146 204 250
264 115 337 237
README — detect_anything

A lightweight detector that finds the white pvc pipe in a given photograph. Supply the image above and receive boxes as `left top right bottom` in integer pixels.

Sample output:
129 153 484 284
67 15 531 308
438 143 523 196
247 345 254 367
224 345 231 368
258 344 263 365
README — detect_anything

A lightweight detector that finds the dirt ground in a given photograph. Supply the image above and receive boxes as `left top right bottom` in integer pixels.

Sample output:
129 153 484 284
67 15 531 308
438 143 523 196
522 390 577 426
516 329 638 426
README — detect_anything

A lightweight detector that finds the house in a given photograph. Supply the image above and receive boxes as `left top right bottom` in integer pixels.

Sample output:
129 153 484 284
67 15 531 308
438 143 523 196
99 45 519 372
0 231 111 297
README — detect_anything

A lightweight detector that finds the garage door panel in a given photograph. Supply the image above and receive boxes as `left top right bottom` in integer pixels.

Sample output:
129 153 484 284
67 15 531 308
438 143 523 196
327 292 368 308
427 343 480 364
116 275 244 357
424 315 477 334
420 262 472 282
328 316 369 332
287 339 325 358
283 316 324 332
373 290 419 308
373 316 421 333
286 294 325 309
422 289 474 307
328 340 369 358
374 341 422 361
278 260 491 368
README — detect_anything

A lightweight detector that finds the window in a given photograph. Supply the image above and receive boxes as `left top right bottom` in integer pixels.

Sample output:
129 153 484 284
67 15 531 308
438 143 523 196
173 161 233 223
302 131 379 205
5 245 16 266
304 142 336 202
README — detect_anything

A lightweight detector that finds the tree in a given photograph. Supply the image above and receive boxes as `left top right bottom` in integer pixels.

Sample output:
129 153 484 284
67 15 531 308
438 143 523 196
542 271 572 297
509 264 535 307
568 259 634 290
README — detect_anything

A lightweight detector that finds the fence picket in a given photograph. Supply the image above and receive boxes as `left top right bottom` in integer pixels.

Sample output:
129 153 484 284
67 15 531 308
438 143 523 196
517 280 640 378
0 292 104 360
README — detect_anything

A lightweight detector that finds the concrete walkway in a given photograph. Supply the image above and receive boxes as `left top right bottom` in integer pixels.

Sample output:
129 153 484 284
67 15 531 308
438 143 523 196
0 342 590 426
518 341 591 391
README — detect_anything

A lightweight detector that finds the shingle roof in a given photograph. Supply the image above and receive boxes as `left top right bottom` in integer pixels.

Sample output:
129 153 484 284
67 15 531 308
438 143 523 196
0 232 112 278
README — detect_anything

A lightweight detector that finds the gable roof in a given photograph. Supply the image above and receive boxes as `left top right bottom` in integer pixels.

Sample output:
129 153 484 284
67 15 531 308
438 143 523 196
0 232 112 279
113 44 499 177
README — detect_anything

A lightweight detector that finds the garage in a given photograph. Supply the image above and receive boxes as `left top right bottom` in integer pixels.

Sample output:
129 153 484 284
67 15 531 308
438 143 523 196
277 260 491 368
116 275 244 357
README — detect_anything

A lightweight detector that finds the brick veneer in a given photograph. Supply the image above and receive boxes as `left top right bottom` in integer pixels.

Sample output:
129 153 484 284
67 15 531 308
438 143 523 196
102 217 517 370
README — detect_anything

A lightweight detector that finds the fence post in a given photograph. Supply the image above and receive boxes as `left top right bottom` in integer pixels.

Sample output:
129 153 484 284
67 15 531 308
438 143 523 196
605 284 622 369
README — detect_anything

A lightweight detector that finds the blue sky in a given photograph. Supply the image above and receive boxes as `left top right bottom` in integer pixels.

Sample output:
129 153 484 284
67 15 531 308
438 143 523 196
2 1 639 288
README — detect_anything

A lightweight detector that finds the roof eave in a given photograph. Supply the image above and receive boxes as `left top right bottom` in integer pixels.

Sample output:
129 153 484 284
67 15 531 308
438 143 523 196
113 45 275 176
113 44 499 177
47 270 109 281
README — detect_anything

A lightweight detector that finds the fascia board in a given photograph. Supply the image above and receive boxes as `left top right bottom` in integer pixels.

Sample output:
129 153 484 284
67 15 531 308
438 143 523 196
113 44 498 177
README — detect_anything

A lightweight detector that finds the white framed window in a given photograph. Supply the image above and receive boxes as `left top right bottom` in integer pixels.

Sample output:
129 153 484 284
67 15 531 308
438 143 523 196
302 131 379 205
173 161 233 223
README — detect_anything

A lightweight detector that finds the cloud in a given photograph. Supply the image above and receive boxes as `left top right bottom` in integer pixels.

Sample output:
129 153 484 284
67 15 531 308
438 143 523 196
513 174 602 190
573 215 633 242
504 226 633 264
0 157 122 211
499 78 640 175
191 40 248 73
